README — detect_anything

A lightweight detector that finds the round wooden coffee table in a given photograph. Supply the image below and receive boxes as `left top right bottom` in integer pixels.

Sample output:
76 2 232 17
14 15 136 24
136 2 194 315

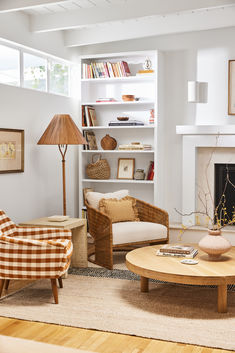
126 245 235 313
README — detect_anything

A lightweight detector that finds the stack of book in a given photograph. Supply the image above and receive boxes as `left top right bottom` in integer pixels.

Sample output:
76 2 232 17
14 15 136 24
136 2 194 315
83 61 131 79
143 144 152 150
96 98 117 103
118 143 144 151
156 245 198 258
109 120 144 126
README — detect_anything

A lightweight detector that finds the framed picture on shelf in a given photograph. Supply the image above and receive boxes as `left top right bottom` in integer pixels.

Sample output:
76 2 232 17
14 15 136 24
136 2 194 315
117 158 135 179
87 106 97 126
228 60 235 115
84 131 98 150
0 128 24 173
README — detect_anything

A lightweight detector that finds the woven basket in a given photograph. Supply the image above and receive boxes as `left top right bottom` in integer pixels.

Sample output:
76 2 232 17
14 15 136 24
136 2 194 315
86 154 110 179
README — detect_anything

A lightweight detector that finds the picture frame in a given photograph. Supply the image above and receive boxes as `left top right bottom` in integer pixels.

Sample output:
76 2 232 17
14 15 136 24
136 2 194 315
87 106 97 126
117 158 135 179
228 60 235 115
0 128 24 173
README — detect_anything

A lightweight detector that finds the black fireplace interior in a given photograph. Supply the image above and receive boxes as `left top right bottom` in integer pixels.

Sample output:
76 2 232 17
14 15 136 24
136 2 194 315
214 164 235 226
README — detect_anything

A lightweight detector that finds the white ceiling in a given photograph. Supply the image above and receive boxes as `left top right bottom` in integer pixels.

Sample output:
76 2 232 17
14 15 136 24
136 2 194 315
1 0 235 47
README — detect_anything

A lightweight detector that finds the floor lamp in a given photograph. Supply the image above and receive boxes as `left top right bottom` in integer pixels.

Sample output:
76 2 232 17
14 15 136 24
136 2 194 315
38 114 87 216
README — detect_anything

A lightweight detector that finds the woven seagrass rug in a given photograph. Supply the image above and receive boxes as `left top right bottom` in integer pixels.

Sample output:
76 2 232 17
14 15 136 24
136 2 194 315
0 264 235 351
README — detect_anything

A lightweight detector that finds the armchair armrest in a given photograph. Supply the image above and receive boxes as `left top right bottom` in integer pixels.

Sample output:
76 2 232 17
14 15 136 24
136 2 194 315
0 236 73 279
86 203 113 269
135 198 169 229
15 226 72 240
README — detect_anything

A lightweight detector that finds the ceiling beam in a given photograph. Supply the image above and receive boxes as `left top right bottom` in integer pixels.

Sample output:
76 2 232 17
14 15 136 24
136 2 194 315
0 0 70 13
31 0 235 33
64 6 235 47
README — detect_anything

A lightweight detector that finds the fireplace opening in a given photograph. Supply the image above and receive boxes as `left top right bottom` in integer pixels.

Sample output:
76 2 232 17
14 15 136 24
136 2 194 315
214 164 235 226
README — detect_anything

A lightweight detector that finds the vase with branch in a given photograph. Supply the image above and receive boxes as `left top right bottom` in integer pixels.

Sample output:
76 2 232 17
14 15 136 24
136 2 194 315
176 135 234 260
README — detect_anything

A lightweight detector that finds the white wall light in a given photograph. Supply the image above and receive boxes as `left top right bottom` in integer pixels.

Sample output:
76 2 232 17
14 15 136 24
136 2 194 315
188 81 208 103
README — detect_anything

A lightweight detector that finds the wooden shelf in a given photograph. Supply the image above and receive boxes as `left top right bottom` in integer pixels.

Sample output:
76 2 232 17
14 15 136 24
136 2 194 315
82 179 154 184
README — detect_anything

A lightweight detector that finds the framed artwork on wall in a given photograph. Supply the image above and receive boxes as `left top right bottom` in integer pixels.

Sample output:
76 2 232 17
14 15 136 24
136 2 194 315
0 128 24 173
228 60 235 115
117 158 135 179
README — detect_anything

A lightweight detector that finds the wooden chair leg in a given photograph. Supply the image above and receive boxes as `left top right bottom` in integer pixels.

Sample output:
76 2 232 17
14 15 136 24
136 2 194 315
51 279 59 304
58 277 63 288
5 280 10 290
0 279 5 297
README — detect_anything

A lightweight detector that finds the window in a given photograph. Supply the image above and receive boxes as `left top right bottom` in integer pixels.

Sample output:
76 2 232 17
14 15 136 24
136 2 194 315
23 53 47 91
49 61 69 95
0 44 20 86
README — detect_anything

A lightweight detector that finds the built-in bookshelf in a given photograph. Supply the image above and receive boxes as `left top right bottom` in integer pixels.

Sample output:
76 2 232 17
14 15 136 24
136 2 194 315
78 50 165 216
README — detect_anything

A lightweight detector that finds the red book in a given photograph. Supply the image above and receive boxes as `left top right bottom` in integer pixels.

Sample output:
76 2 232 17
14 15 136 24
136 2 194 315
147 161 154 180
121 61 131 76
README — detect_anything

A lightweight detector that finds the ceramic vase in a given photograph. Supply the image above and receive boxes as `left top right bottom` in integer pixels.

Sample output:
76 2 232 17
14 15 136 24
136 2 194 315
198 229 232 260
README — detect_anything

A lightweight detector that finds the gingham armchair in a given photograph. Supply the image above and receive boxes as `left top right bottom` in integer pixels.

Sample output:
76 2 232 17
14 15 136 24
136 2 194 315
0 210 73 304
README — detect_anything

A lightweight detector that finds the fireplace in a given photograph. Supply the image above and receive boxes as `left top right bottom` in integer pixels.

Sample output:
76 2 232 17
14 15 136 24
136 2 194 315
214 163 235 226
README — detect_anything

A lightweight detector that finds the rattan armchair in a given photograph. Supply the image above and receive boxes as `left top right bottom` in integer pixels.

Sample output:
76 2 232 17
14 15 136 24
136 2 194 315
86 197 169 269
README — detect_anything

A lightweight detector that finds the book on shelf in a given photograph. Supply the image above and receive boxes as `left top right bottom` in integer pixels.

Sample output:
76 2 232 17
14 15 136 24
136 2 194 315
118 143 144 150
156 249 198 258
82 61 131 79
159 245 194 255
83 131 98 150
96 98 117 103
146 161 154 180
82 106 97 127
136 69 155 75
109 120 144 126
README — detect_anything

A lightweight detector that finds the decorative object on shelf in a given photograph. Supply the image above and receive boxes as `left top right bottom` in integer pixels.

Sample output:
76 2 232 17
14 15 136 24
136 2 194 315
198 229 232 260
149 109 155 124
84 131 98 150
0 128 24 173
228 60 235 115
143 57 152 70
136 57 154 75
86 154 110 179
134 169 145 180
117 117 129 121
122 94 135 102
101 134 117 150
83 106 97 126
117 158 135 179
146 161 154 180
38 114 87 215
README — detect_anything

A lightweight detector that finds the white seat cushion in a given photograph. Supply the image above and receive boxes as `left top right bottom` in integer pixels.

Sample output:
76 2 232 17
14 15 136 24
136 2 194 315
112 221 167 245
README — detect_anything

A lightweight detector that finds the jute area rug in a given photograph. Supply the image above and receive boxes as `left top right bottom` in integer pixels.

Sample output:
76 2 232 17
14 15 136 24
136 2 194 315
0 253 235 351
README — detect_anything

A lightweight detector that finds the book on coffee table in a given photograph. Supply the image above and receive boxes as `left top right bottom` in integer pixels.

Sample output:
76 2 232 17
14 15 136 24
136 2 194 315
159 244 194 254
156 249 198 258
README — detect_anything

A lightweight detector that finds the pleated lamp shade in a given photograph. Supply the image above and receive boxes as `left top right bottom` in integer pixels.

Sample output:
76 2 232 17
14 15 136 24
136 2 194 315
37 114 87 145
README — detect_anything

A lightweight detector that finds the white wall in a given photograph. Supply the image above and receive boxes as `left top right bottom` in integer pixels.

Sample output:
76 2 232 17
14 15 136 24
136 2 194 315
0 83 79 224
79 26 235 223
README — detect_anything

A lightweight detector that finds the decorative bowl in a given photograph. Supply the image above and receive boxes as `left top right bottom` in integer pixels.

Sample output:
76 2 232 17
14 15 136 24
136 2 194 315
122 95 135 101
117 117 129 121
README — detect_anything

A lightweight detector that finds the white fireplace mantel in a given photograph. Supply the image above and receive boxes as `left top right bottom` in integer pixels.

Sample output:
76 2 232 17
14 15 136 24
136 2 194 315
176 125 235 225
176 125 235 135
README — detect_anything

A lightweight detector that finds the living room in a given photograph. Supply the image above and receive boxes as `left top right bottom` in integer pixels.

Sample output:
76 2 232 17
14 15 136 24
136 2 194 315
0 1 235 352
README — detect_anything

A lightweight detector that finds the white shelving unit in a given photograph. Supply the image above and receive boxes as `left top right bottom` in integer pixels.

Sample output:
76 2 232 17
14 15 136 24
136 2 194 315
78 50 165 216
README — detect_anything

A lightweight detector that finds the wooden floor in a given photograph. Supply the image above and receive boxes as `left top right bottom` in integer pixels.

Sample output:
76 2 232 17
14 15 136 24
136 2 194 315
0 316 232 353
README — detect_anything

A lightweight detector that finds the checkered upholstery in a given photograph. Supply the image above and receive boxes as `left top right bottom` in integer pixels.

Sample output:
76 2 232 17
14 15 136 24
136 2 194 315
0 210 73 279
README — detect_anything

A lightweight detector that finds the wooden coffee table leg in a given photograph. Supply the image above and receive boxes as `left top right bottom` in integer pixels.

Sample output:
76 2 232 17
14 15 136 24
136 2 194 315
217 284 227 313
140 276 149 292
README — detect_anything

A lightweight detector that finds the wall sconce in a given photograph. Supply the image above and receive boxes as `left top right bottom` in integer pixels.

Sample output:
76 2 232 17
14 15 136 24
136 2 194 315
188 81 208 103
